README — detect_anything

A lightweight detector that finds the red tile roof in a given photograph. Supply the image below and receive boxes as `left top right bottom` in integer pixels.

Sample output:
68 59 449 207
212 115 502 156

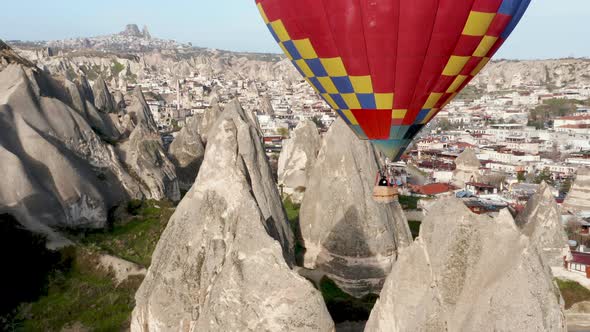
556 115 590 121
572 251 590 265
558 124 590 129
412 183 456 196
466 182 497 189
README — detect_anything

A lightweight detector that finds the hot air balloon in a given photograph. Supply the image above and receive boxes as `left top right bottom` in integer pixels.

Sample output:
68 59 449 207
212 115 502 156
256 0 530 201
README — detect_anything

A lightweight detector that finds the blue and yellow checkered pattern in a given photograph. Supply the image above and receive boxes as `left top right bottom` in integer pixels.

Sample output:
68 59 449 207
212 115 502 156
256 0 531 160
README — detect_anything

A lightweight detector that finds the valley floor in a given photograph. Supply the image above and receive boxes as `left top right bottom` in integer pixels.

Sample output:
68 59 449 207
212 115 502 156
2 200 174 331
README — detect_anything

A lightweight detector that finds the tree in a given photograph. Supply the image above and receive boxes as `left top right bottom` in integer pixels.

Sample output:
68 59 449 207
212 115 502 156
517 171 526 183
566 219 582 240
437 118 454 131
534 168 553 185
277 127 289 138
311 116 325 130
561 177 573 194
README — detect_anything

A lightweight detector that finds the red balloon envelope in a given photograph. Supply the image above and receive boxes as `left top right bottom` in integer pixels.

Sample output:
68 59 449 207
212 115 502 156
255 0 531 160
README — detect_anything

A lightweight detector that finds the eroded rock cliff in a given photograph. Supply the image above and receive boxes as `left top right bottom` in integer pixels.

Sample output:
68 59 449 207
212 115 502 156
451 148 481 188
132 100 333 331
365 198 567 332
516 182 569 266
299 118 413 297
168 115 205 191
563 167 590 213
277 119 321 204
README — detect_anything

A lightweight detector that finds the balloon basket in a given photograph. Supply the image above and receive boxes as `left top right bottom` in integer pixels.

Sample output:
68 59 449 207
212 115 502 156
372 186 399 204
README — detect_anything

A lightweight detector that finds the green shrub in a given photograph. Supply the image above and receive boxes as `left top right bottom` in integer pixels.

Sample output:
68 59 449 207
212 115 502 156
398 195 420 210
126 200 144 216
319 276 378 323
556 279 590 309
283 197 305 264
0 214 61 329
112 61 125 76
12 200 174 330
408 220 421 239
80 200 173 267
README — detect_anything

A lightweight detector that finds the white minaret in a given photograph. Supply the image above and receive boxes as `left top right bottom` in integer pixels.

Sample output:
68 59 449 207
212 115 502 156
176 79 181 110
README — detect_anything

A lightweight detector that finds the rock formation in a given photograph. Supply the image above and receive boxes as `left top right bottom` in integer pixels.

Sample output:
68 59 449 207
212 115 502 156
121 24 143 38
0 40 35 70
365 198 567 332
196 99 222 144
142 26 151 39
92 77 117 113
516 182 569 266
132 100 333 331
277 120 321 204
0 62 144 246
63 78 120 140
563 167 590 213
451 148 481 188
126 86 158 132
119 123 180 202
260 95 275 116
168 116 206 191
299 118 413 297
473 59 590 92
113 90 126 111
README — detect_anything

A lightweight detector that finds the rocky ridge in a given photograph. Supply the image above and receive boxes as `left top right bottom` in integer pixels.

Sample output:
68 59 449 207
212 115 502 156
0 41 181 245
473 59 590 91
0 62 142 246
516 182 569 266
365 198 567 332
451 148 482 188
563 167 590 213
299 118 413 297
92 77 117 113
132 100 333 331
277 119 321 204
119 122 180 202
168 115 206 191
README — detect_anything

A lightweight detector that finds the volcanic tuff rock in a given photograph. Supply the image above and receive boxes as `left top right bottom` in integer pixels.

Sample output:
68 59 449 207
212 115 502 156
473 59 590 91
121 24 143 38
365 198 566 332
0 40 36 70
132 100 333 332
195 99 222 144
63 78 120 141
168 115 206 190
563 167 590 213
167 100 223 190
0 63 144 246
92 77 117 113
299 118 413 297
113 90 126 111
516 182 569 266
260 95 275 116
121 86 159 134
142 25 152 40
451 148 481 188
119 123 180 202
277 120 321 204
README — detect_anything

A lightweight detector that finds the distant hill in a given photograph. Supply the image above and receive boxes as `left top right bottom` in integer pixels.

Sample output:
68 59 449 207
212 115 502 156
7 24 283 63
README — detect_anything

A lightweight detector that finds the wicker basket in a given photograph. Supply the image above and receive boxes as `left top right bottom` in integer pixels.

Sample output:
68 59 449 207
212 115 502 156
372 186 399 204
